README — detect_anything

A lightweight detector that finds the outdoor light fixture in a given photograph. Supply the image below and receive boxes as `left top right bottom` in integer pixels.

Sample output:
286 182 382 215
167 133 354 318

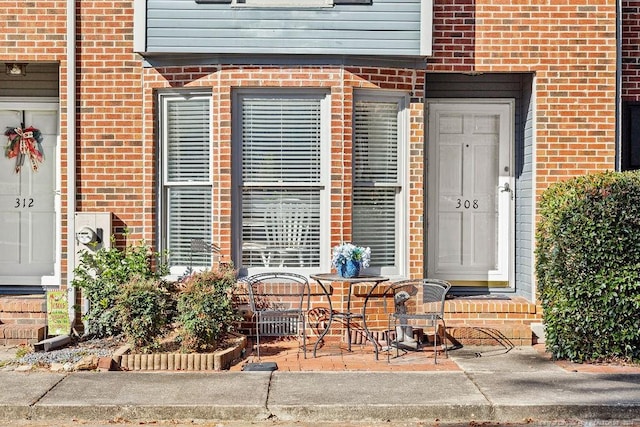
5 63 27 76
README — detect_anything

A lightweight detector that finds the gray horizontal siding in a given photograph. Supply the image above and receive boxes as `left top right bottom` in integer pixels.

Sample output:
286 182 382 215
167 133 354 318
0 63 59 98
145 0 423 56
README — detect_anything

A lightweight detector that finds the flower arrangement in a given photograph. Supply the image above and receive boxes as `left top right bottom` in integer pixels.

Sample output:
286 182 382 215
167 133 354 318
331 242 371 270
4 125 44 173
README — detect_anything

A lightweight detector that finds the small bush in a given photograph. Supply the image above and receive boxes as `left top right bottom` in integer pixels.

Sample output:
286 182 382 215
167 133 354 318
73 239 168 338
536 171 640 362
115 277 174 351
176 266 240 352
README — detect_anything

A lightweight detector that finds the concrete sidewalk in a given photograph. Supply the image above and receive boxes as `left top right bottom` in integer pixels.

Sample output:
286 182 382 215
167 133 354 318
1 346 640 425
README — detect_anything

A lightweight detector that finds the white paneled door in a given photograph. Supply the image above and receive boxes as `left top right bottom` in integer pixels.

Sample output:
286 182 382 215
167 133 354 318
427 100 514 285
0 103 58 286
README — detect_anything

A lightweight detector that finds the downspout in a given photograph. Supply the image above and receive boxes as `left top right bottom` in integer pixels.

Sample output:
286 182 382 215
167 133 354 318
66 0 77 330
616 0 622 171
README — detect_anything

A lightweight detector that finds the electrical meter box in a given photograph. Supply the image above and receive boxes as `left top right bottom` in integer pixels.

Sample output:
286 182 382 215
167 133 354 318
74 212 112 266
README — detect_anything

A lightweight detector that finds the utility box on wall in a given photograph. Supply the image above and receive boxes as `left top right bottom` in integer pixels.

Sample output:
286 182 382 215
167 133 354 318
74 212 112 267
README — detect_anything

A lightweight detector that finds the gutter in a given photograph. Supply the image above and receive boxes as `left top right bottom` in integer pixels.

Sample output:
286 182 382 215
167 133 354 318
616 0 622 171
66 0 77 329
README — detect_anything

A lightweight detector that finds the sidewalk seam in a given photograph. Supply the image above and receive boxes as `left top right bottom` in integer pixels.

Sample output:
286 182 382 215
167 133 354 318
462 371 496 418
263 371 278 420
28 373 68 407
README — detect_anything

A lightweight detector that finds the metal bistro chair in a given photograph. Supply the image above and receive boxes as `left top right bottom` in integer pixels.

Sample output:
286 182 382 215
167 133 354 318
244 272 311 364
384 278 452 364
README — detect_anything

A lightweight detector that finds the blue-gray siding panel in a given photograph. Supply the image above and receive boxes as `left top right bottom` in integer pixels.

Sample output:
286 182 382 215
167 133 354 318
515 80 534 301
145 0 423 55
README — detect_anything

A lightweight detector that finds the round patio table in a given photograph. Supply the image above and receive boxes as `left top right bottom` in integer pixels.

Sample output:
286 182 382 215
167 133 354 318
309 273 389 359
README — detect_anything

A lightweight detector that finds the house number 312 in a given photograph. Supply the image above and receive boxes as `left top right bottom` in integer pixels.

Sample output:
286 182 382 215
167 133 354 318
15 198 34 208
456 199 478 209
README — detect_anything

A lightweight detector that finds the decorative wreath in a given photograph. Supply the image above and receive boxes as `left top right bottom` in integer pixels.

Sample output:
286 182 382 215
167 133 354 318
4 125 44 173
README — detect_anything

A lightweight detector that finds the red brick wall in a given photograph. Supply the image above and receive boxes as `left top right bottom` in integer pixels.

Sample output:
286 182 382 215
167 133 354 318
430 0 617 192
0 0 619 288
623 0 640 101
75 0 145 247
143 66 426 278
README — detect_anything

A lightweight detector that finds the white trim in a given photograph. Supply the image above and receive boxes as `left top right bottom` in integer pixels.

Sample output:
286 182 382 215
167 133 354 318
232 89 331 277
530 77 538 299
133 0 147 53
352 89 409 279
426 98 515 287
420 0 433 56
158 92 214 276
0 98 60 109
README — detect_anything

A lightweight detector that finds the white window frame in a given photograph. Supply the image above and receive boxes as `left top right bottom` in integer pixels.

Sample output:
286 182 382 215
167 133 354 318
232 89 331 277
352 90 408 279
158 92 214 277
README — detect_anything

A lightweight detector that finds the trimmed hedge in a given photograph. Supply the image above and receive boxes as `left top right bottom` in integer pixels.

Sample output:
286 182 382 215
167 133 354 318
176 266 240 353
535 171 640 362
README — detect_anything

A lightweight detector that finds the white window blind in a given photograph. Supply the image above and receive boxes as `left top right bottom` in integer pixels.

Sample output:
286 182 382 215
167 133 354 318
239 95 322 269
353 98 400 269
161 95 212 270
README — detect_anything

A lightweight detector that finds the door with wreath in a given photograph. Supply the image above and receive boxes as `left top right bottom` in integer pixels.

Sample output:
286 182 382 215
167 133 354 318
0 103 58 287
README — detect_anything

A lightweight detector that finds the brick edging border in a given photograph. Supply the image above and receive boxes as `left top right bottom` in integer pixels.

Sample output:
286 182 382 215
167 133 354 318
113 333 247 371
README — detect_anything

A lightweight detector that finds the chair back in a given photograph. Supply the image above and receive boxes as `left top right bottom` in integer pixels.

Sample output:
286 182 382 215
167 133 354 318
264 201 310 250
382 278 451 317
421 279 451 317
244 272 310 336
188 238 220 271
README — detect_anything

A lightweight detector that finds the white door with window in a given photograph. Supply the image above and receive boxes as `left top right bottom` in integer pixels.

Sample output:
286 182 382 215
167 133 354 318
0 102 59 286
427 100 514 285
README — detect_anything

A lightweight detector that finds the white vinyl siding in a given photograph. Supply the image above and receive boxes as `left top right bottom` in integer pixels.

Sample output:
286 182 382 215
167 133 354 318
353 93 405 276
235 91 329 274
160 93 213 274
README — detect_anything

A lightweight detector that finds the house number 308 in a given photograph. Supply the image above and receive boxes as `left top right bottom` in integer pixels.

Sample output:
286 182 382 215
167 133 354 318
15 198 34 208
456 199 478 209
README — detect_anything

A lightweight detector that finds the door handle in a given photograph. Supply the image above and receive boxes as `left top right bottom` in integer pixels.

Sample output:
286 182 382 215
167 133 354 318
499 182 514 199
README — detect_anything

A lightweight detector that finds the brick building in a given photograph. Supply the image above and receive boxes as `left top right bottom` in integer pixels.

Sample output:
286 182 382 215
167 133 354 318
0 0 624 345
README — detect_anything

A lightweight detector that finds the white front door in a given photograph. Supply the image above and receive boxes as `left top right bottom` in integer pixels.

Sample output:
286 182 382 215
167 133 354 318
0 102 59 286
427 100 514 285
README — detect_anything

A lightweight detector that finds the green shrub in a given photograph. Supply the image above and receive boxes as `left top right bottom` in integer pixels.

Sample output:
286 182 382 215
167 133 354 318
536 171 640 362
114 277 174 351
72 239 169 338
176 266 240 352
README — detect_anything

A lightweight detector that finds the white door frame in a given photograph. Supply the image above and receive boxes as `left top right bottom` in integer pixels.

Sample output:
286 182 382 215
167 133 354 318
426 98 515 287
0 98 61 289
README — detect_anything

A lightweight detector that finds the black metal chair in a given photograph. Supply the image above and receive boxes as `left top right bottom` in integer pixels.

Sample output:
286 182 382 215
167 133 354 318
243 272 310 362
384 278 452 364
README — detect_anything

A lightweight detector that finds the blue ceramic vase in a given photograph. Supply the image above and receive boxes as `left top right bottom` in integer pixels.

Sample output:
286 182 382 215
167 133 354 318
338 260 361 278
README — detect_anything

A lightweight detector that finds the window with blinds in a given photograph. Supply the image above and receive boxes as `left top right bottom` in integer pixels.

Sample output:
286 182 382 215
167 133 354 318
353 95 403 273
237 94 324 269
160 94 212 272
